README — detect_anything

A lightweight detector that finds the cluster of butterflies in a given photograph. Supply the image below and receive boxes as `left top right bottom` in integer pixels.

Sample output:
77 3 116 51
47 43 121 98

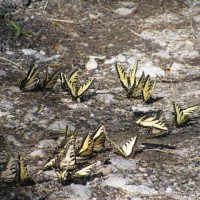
19 64 94 100
135 102 199 138
43 123 138 185
0 155 35 186
116 61 157 102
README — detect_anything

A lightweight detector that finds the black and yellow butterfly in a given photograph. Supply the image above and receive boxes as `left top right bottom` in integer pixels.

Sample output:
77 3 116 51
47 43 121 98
116 61 139 93
58 137 77 170
60 68 79 92
91 123 106 152
136 111 168 137
142 75 157 103
76 133 94 159
107 135 138 158
44 135 77 171
173 102 199 127
54 163 96 184
136 111 168 131
19 64 40 92
61 69 94 100
131 72 146 97
18 155 35 186
40 68 60 90
0 156 17 183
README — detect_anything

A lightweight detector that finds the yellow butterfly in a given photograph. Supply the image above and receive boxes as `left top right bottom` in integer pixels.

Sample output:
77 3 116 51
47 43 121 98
173 102 199 127
77 133 94 158
131 72 146 97
107 135 138 158
0 156 17 183
116 61 139 93
54 163 96 184
19 64 40 92
136 111 168 131
58 137 77 170
41 68 60 90
91 123 106 152
18 155 35 186
60 68 79 92
142 75 157 102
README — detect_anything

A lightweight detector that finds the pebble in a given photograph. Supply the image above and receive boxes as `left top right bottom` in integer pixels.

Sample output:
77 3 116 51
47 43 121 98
6 86 21 93
137 65 165 77
48 119 69 130
104 176 127 188
104 57 116 65
22 48 37 55
193 15 200 23
30 149 45 158
0 70 6 76
110 158 137 172
37 139 57 149
68 184 92 200
115 7 137 17
96 93 115 104
85 57 98 72
7 135 22 147
116 54 127 62
122 185 158 195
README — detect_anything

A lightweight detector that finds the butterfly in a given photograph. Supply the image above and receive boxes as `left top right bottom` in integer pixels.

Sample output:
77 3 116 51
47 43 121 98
54 163 96 184
142 75 157 102
136 111 168 131
0 156 17 183
19 64 40 92
130 72 146 98
40 68 60 90
43 134 77 171
173 102 199 127
60 68 79 92
107 135 138 158
116 61 139 93
91 123 106 152
61 70 94 100
18 155 35 186
58 137 77 170
76 133 94 159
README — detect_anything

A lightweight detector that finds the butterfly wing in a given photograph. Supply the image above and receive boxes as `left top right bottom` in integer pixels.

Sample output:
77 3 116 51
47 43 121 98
65 78 77 98
59 138 76 170
122 136 138 157
77 133 94 157
42 68 60 90
142 75 151 102
131 71 146 97
18 155 35 185
92 124 106 151
116 64 129 91
0 156 17 183
129 61 139 89
20 64 40 92
71 163 96 179
77 78 94 98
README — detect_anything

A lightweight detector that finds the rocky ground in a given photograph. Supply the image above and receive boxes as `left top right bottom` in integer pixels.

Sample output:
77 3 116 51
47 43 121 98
0 0 200 199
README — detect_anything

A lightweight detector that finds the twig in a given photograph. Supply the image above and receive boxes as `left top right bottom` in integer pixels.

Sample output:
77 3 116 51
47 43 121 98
46 18 75 24
0 57 22 69
123 26 142 37
44 1 49 10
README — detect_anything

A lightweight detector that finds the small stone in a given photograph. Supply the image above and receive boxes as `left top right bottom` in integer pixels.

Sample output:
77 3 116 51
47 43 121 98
48 119 69 130
116 54 126 62
104 176 126 188
104 57 116 65
37 139 57 149
137 65 165 78
7 135 22 147
110 158 137 172
6 86 21 93
165 186 173 194
22 49 37 55
30 150 45 158
193 15 200 23
115 7 137 17
170 63 185 71
68 184 92 199
96 93 114 104
122 185 158 195
0 70 6 76
85 57 97 72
